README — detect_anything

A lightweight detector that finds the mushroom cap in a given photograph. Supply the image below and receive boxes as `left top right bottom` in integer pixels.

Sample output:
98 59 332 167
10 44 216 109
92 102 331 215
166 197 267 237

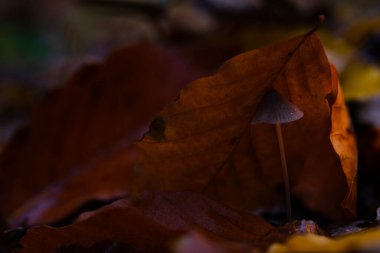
250 89 304 124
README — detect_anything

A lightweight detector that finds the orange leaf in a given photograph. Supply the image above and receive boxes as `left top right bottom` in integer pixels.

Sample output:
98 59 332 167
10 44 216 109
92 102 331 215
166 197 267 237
132 33 357 222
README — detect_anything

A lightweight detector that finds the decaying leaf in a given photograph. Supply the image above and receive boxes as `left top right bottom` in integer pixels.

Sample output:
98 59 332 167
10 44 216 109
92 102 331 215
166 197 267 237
0 28 360 253
329 66 357 220
0 42 238 227
8 146 136 227
133 32 357 222
0 44 190 226
14 191 273 253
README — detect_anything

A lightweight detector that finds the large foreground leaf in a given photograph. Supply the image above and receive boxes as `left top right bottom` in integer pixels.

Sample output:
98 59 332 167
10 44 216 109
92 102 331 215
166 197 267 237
133 33 357 222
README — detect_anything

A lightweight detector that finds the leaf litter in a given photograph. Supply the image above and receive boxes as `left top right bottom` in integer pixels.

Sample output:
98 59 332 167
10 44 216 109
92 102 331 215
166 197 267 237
0 23 371 253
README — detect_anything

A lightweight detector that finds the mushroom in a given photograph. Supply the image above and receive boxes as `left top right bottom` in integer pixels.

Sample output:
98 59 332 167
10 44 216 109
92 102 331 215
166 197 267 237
251 89 303 221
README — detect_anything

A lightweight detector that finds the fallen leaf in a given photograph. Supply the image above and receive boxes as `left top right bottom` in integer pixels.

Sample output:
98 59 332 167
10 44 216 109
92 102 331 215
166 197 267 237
14 191 273 253
15 199 178 253
329 66 357 220
132 32 357 222
0 44 193 226
8 145 136 227
128 191 272 240
268 227 380 253
341 61 380 101
0 42 239 227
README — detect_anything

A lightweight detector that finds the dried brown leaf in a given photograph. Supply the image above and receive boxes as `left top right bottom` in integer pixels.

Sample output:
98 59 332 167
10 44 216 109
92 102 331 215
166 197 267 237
14 191 272 253
132 33 357 222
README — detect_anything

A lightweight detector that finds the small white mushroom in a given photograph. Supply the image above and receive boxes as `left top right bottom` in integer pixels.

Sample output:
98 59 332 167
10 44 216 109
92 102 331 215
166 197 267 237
251 90 303 124
251 89 303 221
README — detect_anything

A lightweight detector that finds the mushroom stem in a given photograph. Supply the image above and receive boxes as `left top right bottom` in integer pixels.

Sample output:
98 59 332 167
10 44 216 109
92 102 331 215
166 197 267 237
275 123 291 221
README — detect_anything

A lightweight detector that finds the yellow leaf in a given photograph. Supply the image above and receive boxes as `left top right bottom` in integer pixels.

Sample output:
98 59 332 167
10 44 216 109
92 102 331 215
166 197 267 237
341 61 380 101
268 228 380 253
